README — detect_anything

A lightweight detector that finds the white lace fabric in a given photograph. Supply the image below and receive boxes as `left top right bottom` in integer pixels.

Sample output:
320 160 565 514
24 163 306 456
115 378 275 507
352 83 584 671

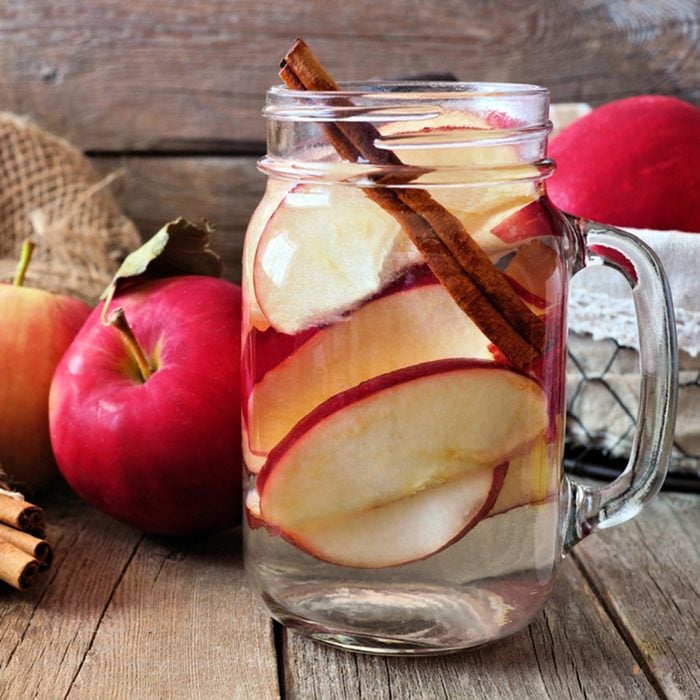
568 227 700 358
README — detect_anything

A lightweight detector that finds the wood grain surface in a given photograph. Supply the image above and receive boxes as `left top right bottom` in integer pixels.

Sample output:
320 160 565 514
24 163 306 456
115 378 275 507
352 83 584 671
0 487 279 700
92 156 264 282
573 492 700 700
1 0 697 152
1 487 697 699
282 558 656 699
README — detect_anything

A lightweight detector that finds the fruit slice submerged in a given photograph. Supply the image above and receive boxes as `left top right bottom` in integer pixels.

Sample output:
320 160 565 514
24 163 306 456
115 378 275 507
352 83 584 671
246 275 492 462
378 110 540 255
253 184 421 333
489 436 557 516
288 463 507 568
258 359 548 567
242 179 293 331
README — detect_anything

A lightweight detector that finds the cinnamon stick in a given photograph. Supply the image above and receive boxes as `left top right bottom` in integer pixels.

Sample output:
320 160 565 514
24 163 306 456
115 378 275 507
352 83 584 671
0 538 40 591
0 492 45 537
0 523 52 570
279 39 545 368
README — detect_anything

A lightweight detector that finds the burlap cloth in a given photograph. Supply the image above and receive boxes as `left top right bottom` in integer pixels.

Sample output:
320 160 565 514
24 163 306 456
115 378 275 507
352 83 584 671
0 113 140 302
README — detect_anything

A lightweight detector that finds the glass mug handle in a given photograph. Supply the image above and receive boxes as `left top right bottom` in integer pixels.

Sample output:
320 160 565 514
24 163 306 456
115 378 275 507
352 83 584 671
562 217 679 551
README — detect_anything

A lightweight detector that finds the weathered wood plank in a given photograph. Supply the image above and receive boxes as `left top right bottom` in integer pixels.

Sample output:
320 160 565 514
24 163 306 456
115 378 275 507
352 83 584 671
66 526 279 700
573 492 700 700
2 1 697 151
92 156 265 283
282 556 656 699
0 487 144 699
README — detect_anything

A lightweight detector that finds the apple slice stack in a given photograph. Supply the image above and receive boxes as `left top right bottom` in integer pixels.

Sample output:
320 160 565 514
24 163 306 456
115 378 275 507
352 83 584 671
242 114 563 569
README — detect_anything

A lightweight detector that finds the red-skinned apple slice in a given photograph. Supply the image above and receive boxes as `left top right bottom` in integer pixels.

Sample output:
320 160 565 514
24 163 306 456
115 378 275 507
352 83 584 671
378 110 540 256
501 238 564 314
489 437 558 516
253 184 422 333
245 273 493 464
491 198 561 244
243 179 293 331
257 359 547 567
286 464 508 568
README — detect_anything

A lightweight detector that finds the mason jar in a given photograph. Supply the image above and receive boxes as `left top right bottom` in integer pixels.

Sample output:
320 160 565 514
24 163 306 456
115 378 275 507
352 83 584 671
241 81 677 655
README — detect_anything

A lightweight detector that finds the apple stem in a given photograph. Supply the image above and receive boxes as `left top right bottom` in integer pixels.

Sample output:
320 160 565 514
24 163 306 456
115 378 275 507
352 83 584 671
108 307 153 382
13 241 36 287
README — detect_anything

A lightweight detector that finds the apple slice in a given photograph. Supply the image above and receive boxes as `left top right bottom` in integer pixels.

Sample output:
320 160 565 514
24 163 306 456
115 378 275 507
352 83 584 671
491 198 561 245
242 179 294 331
377 110 540 254
258 359 548 567
501 239 563 314
286 464 507 568
489 437 559 516
417 500 560 584
246 275 493 462
253 184 422 334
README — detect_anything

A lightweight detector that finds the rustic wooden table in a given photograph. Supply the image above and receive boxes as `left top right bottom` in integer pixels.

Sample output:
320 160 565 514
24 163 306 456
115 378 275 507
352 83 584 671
0 484 698 699
1 2 698 698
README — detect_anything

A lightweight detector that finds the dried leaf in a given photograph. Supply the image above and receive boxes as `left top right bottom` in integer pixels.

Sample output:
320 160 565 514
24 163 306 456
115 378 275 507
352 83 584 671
99 218 223 322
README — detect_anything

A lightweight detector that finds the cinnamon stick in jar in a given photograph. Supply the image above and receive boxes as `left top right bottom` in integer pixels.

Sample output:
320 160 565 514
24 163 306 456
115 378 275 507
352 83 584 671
278 39 546 369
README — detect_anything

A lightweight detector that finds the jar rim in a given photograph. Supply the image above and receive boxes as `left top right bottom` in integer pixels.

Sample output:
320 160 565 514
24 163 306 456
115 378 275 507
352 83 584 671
264 81 550 126
267 80 549 100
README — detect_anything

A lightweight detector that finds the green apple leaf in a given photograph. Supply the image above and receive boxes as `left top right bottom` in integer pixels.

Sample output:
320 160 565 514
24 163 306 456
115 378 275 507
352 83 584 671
99 217 223 322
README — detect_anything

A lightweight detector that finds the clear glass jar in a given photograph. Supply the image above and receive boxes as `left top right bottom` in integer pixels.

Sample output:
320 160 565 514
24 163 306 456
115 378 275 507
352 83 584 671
241 82 677 655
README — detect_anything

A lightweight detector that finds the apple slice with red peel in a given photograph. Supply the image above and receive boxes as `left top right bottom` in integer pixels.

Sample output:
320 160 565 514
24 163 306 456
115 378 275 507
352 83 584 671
243 179 294 331
253 184 422 334
491 198 561 244
378 110 540 254
501 239 563 314
489 437 558 517
286 464 507 568
246 276 493 463
258 359 547 567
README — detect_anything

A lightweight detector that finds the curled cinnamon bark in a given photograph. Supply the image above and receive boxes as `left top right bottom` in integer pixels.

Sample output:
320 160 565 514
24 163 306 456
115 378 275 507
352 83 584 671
0 523 52 570
0 492 45 538
0 538 40 591
279 39 545 368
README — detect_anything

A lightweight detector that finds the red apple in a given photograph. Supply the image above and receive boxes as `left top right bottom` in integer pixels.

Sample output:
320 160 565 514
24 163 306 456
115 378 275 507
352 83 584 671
547 95 700 231
0 243 90 490
256 358 548 567
49 275 242 535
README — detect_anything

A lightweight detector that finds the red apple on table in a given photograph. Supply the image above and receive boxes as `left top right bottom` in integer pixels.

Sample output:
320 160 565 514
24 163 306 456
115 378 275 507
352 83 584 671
256 358 548 567
0 242 90 491
49 275 242 535
547 95 700 231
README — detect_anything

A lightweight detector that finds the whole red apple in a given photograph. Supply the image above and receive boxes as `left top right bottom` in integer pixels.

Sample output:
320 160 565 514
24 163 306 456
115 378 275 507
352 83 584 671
0 244 91 491
547 95 700 231
49 275 242 535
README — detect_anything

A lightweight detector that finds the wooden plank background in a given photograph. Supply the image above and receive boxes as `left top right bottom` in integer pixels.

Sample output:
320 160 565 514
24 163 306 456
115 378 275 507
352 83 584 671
1 0 698 283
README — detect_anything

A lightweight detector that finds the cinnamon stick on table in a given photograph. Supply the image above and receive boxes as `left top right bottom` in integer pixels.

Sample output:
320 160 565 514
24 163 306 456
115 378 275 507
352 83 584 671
0 538 40 591
0 522 52 570
0 492 45 537
279 39 545 369
0 490 50 590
